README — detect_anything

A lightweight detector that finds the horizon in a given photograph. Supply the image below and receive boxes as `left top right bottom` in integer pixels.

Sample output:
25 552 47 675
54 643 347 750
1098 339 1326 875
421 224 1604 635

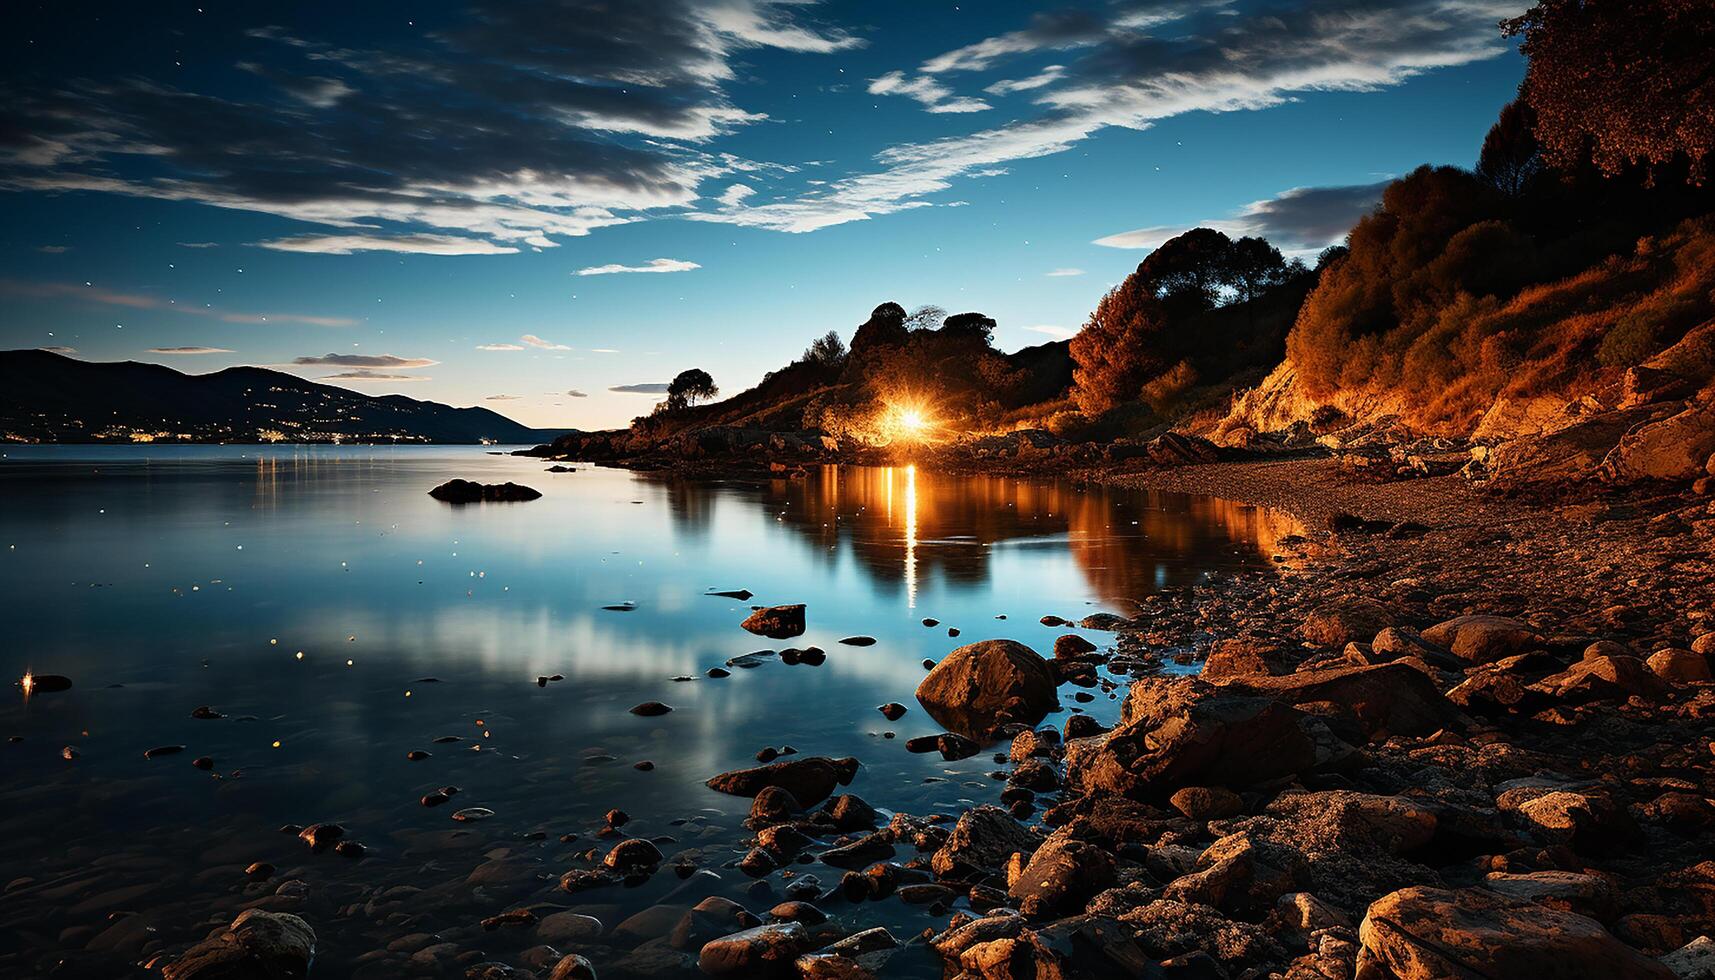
0 1 1525 430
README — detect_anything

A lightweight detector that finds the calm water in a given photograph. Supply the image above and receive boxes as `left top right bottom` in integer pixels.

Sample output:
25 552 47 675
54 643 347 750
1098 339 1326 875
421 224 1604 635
0 446 1297 977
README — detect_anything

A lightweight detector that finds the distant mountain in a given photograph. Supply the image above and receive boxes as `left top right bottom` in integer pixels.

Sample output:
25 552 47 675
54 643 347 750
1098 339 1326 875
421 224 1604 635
0 349 564 444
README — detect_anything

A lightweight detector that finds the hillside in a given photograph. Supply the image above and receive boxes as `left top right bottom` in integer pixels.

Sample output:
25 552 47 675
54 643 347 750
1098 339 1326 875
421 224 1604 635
0 349 560 444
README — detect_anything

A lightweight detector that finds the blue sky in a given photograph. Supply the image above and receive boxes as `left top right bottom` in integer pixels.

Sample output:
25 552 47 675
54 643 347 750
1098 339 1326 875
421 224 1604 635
1 0 1526 429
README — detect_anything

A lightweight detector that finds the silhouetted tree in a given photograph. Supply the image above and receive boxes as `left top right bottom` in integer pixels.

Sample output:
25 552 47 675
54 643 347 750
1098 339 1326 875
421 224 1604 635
850 302 908 353
1505 0 1715 182
1135 227 1234 315
1069 281 1169 415
1223 236 1292 305
802 330 847 367
1476 98 1543 197
667 368 718 410
941 312 996 344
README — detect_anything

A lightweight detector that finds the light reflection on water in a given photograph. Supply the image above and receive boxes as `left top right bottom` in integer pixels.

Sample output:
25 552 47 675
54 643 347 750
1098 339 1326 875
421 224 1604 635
0 446 1299 975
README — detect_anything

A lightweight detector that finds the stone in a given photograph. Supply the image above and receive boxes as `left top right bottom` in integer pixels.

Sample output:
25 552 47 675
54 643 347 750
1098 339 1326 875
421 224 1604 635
741 604 806 639
1301 600 1393 647
1053 634 1098 659
162 909 316 980
696 921 810 976
1202 636 1289 680
1482 871 1617 922
536 912 603 944
705 756 859 806
1164 832 1310 915
1601 404 1715 482
823 794 879 831
914 639 1059 736
428 479 541 503
1648 648 1713 683
748 785 801 825
629 701 672 716
1660 937 1715 980
547 954 597 980
1008 833 1116 913
1170 786 1245 821
931 805 1038 879
1220 663 1463 739
604 837 663 872
1533 655 1670 704
1263 790 1438 855
1356 886 1672 979
1420 615 1542 664
877 702 907 721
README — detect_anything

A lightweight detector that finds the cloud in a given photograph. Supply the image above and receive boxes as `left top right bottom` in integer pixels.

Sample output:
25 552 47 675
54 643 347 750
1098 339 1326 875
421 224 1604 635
985 66 1068 96
0 279 358 326
575 257 701 276
256 233 521 255
36 245 70 254
717 183 755 207
38 346 78 354
176 242 220 248
589 348 620 354
148 346 235 354
1094 181 1388 251
1045 267 1085 277
485 394 521 401
0 1 861 252
323 370 430 382
521 334 571 350
564 389 589 397
292 353 438 368
609 382 671 394
1023 324 1076 339
867 71 991 114
697 0 1519 233
476 342 527 351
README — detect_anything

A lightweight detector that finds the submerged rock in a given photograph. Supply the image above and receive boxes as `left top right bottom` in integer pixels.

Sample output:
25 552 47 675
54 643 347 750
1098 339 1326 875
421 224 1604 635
428 479 542 503
162 909 316 980
741 604 807 639
705 756 859 806
915 638 1059 736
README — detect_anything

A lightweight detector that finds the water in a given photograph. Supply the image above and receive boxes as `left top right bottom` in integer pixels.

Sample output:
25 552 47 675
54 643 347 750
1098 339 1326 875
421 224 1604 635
0 446 1297 977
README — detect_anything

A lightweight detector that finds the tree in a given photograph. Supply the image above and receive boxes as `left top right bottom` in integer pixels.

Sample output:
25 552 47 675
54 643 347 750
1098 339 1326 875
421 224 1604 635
1135 228 1234 315
666 368 718 410
1069 281 1169 415
802 330 847 367
1505 0 1715 182
1476 98 1542 197
904 304 947 332
1223 236 1291 306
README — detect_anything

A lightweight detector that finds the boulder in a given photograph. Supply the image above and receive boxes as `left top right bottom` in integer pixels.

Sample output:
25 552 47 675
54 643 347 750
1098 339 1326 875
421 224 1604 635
741 604 806 639
1601 404 1715 483
1532 654 1670 704
697 921 810 976
705 756 858 806
1302 600 1394 647
1065 677 1332 800
1482 871 1617 922
1164 832 1310 915
915 639 1059 736
931 805 1038 879
1355 886 1671 979
1420 614 1542 664
1220 663 1463 739
1007 833 1117 913
1647 648 1712 683
1262 790 1438 855
163 909 316 980
428 479 542 503
1169 786 1245 821
547 954 597 980
1201 636 1289 680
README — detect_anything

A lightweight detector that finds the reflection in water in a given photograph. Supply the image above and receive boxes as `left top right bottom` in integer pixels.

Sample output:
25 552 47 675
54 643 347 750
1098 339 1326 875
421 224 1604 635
0 446 1299 979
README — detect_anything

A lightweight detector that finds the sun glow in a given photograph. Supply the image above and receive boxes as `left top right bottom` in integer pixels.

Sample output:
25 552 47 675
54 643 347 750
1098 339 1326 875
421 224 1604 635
881 399 939 444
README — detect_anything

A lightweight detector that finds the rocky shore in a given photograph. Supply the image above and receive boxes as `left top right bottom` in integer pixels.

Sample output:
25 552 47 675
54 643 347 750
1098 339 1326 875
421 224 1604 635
10 456 1715 980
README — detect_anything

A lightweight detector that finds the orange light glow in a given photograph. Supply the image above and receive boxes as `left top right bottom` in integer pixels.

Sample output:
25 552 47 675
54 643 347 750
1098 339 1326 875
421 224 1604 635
20 672 34 698
882 399 939 444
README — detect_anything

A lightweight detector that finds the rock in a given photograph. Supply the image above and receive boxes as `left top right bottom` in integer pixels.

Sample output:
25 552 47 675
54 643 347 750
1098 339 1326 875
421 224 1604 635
705 756 859 806
748 785 801 825
604 837 663 872
1165 832 1310 915
823 794 879 831
162 909 316 980
25 673 73 693
1482 871 1617 921
914 639 1059 736
877 702 907 721
741 604 806 639
1053 634 1098 659
144 745 186 759
297 823 344 851
1008 833 1116 913
547 953 597 980
818 832 895 869
1648 648 1713 683
536 912 604 944
1170 786 1244 821
452 807 495 822
1499 785 1634 853
1601 404 1715 483
697 921 810 976
839 636 876 646
428 479 542 503
1356 886 1672 979
1301 600 1393 647
1263 790 1438 855
1202 636 1289 680
629 701 673 717
1220 663 1463 739
1533 654 1669 704
1420 615 1542 664
1660 937 1715 980
1066 677 1333 799
931 805 1038 879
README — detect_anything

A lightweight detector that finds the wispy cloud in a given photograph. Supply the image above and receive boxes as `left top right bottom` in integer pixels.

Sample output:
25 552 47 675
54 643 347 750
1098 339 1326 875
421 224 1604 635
565 389 589 398
609 382 671 394
35 245 70 254
176 242 220 249
485 394 521 401
149 346 235 355
476 343 527 351
0 279 358 326
256 233 522 256
868 71 991 114
1094 181 1388 251
1045 267 1085 277
1023 324 1076 339
575 257 701 276
521 334 571 350
38 346 78 355
292 353 438 368
323 370 431 382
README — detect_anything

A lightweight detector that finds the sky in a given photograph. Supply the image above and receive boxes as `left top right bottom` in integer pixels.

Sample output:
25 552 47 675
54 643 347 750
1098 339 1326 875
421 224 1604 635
0 0 1527 430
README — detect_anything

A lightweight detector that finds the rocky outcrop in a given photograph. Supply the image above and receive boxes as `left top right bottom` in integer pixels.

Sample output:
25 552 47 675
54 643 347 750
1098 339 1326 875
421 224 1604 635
1217 662 1464 739
427 479 542 503
1601 403 1715 482
915 639 1059 736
